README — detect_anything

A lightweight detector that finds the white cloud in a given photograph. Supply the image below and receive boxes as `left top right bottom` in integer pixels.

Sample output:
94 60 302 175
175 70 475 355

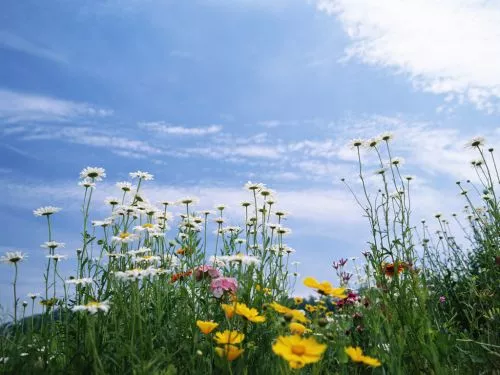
0 31 67 63
316 0 500 111
0 89 113 123
139 122 222 136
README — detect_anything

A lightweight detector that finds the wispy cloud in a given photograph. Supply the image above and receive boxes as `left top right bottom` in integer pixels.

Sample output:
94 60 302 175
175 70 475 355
0 31 67 63
316 0 500 112
139 122 222 136
0 89 113 123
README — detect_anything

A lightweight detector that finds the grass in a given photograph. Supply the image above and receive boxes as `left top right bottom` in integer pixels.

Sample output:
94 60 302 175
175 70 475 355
0 134 499 374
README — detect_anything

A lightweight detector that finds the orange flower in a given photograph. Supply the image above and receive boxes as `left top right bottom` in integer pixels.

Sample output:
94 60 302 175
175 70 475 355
171 270 193 283
221 303 237 319
176 248 186 255
382 261 410 277
215 345 244 361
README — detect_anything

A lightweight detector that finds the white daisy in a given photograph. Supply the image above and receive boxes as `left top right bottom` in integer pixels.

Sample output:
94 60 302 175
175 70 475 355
80 167 106 181
215 204 227 211
390 157 405 166
379 131 394 142
349 138 364 148
112 232 138 243
65 277 93 285
244 181 265 191
72 300 110 314
41 241 65 250
27 292 40 299
78 178 96 189
466 136 485 148
127 247 151 256
1 251 27 264
92 218 114 227
116 181 133 192
104 197 120 206
178 196 199 205
129 171 154 180
33 206 61 217
46 254 68 261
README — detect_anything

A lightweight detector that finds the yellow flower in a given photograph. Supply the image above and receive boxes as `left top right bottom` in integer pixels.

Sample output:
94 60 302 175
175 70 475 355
270 302 309 324
345 346 381 367
221 303 237 319
215 345 244 361
289 322 308 335
234 302 266 323
214 330 245 345
196 320 219 334
272 335 327 369
293 297 304 305
305 304 317 313
303 277 347 298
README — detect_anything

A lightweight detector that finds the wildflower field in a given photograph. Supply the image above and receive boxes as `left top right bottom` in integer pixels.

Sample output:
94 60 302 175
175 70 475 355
0 134 499 374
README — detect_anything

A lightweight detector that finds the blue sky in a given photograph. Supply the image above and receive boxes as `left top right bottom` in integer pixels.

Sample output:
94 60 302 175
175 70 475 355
1 0 499 312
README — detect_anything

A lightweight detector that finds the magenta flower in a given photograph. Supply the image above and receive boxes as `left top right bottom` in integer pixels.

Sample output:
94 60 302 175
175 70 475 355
439 296 446 304
194 265 221 281
210 277 238 298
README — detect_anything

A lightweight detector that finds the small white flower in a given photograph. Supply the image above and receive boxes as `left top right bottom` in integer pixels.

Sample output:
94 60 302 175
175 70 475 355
41 241 65 250
80 167 106 181
104 197 120 206
79 178 96 189
27 292 40 299
72 300 110 314
46 254 68 261
0 357 9 364
348 138 364 148
379 131 394 142
92 218 114 227
112 232 138 243
465 136 485 148
244 181 265 191
129 171 154 180
178 196 199 205
116 181 133 192
0 251 27 264
33 206 61 217
65 278 93 285
390 157 405 166
215 204 227 211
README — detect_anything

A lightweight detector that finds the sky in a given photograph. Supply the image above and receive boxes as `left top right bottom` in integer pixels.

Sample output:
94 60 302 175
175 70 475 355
1 0 500 313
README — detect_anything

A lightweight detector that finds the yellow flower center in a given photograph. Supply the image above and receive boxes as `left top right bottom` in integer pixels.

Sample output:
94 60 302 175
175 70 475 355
291 345 306 356
119 232 130 239
86 301 100 307
142 223 154 228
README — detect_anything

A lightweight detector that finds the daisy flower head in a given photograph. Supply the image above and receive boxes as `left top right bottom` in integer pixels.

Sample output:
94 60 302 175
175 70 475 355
41 241 65 250
1 251 27 264
72 300 110 315
116 181 133 192
65 277 93 286
27 292 40 300
78 178 96 189
379 131 394 142
129 171 154 181
260 188 276 198
215 204 227 211
466 136 485 149
178 196 200 206
33 206 61 217
46 254 68 262
366 138 381 148
112 232 138 243
349 138 364 149
92 218 114 227
272 335 327 369
390 157 405 166
345 346 381 367
80 167 106 181
244 181 265 192
241 201 252 207
104 197 120 206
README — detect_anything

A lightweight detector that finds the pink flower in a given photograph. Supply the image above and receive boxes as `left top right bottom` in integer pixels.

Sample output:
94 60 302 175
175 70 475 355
439 296 446 304
210 277 238 298
194 265 221 281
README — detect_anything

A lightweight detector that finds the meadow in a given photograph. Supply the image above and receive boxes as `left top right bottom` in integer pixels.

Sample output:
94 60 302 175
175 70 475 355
0 133 498 374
